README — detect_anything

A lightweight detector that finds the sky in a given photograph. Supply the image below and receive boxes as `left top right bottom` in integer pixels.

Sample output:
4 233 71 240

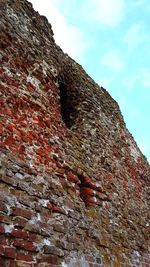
29 0 150 163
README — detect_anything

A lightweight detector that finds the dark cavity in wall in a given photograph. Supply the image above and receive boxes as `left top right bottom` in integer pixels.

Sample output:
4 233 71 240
59 81 78 128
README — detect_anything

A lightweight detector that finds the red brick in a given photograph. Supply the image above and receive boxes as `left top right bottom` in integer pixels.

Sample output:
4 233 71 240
67 171 80 183
0 235 9 245
8 260 17 267
13 239 37 252
51 204 65 214
0 245 5 256
85 196 98 206
0 122 3 135
28 233 40 242
81 176 97 189
7 123 15 131
81 187 95 196
4 247 16 259
42 255 58 264
16 253 34 262
4 135 15 146
23 241 37 252
0 223 5 233
11 229 29 239
11 207 34 219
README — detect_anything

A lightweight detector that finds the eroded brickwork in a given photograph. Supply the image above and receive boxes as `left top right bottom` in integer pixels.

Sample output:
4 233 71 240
0 0 150 266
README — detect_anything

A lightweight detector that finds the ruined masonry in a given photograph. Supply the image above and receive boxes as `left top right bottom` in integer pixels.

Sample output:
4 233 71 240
0 0 150 266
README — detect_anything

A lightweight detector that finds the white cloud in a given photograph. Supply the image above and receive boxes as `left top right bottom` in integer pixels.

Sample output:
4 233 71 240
29 0 88 62
101 49 124 72
86 0 125 27
124 23 148 49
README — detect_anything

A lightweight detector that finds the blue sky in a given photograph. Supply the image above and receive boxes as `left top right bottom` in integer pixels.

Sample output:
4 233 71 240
29 0 150 163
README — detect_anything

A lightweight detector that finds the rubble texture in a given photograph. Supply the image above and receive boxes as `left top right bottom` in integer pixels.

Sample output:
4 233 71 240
0 0 150 266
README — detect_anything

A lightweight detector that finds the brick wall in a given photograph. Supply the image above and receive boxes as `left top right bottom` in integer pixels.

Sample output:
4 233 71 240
0 0 149 266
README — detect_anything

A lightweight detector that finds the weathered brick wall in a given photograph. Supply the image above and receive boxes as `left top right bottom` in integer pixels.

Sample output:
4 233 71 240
0 0 150 266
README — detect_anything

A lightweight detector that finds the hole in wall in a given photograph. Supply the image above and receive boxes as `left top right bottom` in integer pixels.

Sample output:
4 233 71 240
59 81 78 129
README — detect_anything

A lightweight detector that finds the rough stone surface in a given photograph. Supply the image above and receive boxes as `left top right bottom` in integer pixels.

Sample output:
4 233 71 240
0 0 150 266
